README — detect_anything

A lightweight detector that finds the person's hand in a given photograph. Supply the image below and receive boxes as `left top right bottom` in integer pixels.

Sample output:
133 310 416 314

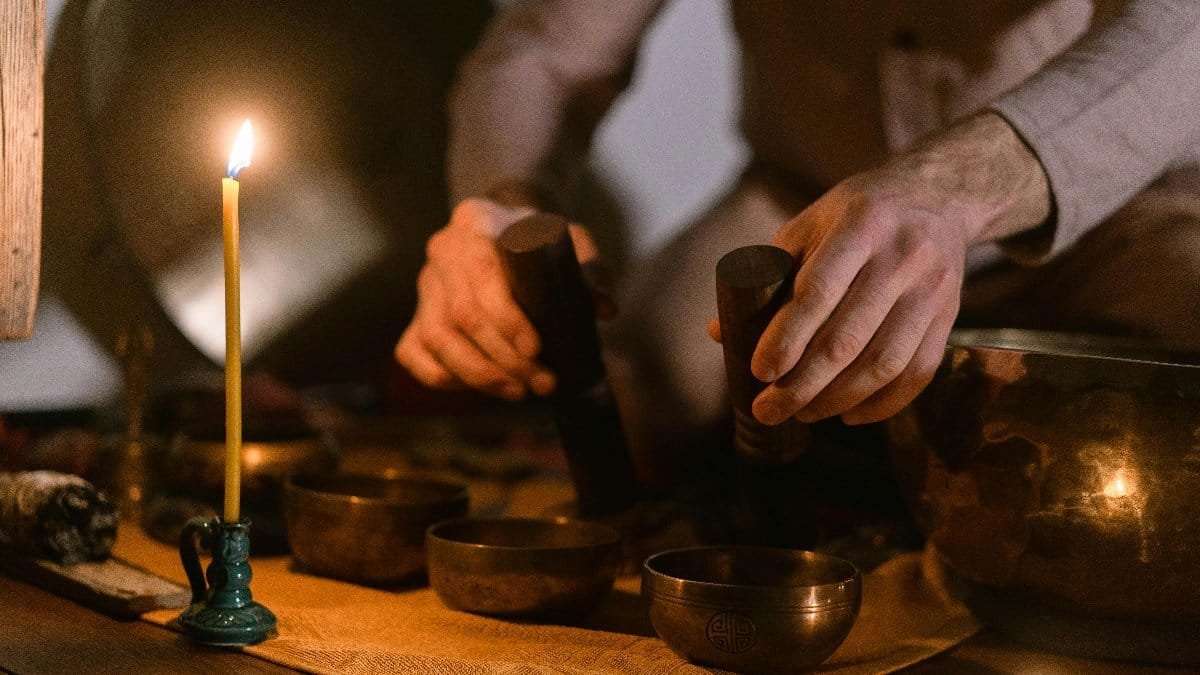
395 198 610 400
715 113 1051 425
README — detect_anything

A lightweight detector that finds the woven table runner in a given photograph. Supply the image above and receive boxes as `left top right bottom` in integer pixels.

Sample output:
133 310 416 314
113 524 978 674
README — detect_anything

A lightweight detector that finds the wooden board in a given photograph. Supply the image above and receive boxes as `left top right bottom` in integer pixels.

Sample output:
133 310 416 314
1 0 44 339
0 549 190 618
0 575 296 674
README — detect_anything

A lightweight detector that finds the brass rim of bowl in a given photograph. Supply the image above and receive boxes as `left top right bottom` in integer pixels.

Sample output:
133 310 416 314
285 474 469 509
426 517 621 552
170 435 332 467
950 328 1200 368
643 546 861 610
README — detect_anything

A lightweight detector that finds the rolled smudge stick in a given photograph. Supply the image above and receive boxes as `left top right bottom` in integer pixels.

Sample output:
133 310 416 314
715 245 811 465
498 214 639 518
0 471 118 564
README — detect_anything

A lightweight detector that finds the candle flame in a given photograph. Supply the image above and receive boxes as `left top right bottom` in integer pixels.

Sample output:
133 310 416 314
226 119 253 179
1103 468 1131 498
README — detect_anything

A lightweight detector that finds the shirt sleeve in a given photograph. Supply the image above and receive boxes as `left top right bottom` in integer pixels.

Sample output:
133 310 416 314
447 0 666 210
989 0 1200 265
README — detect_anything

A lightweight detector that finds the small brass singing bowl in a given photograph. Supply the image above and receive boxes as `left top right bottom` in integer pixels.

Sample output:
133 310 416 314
284 474 468 585
426 517 621 619
643 546 861 673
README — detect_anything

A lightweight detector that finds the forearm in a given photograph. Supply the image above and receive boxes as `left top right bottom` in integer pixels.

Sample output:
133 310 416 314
447 0 664 211
861 112 1052 247
989 0 1200 262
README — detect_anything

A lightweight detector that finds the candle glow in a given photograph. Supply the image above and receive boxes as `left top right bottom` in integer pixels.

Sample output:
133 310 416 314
222 119 252 523
227 120 253 179
1103 468 1131 499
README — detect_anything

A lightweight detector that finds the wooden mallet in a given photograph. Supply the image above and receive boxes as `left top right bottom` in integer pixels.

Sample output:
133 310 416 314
716 245 810 465
716 244 815 547
498 214 638 518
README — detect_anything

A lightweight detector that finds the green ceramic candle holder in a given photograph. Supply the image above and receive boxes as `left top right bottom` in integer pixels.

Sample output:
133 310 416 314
176 516 277 646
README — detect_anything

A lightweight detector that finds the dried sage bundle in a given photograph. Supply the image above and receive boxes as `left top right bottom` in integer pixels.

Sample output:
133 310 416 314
0 471 118 564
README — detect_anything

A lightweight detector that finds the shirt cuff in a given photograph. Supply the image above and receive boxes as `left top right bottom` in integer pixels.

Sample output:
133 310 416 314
986 103 1063 266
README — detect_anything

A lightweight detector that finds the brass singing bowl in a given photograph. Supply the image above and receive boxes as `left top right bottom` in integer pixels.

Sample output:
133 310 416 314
284 474 468 585
160 423 338 504
889 328 1200 664
426 517 621 619
643 546 860 673
142 424 339 552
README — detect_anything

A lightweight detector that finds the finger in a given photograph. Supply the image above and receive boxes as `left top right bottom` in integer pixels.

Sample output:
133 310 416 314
752 260 907 425
422 324 525 400
468 265 555 394
417 273 525 399
466 321 537 385
751 231 871 383
841 299 958 425
473 262 542 359
433 247 539 368
440 267 537 380
707 318 722 343
395 329 462 390
529 370 557 396
794 286 939 422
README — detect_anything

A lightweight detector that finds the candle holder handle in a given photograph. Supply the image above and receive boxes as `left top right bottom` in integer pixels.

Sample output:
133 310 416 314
179 517 215 603
176 517 277 646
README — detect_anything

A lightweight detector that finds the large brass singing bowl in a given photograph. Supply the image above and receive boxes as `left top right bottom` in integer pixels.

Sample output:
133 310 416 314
888 329 1200 664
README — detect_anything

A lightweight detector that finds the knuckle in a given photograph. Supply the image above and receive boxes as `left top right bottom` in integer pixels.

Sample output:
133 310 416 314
820 329 863 363
397 326 420 351
448 303 481 332
934 264 958 290
899 231 938 265
418 316 451 346
796 275 836 307
869 350 908 383
425 230 449 259
463 366 505 389
775 389 805 415
394 341 412 366
451 198 486 222
491 307 523 334
833 179 872 208
854 191 892 221
912 362 940 390
801 400 834 421
858 283 891 311
426 372 453 388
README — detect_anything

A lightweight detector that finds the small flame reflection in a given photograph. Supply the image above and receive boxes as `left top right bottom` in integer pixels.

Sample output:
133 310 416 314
243 446 264 469
226 119 253 179
1103 468 1131 498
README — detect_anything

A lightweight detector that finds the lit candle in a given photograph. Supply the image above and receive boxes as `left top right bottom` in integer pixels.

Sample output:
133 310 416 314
223 119 253 523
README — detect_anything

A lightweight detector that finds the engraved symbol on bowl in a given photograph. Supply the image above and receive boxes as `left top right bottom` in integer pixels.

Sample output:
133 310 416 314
706 611 756 653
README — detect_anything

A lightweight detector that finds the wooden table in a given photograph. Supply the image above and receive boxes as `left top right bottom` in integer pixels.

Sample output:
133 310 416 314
0 575 294 675
1 569 1192 675
1 439 1192 674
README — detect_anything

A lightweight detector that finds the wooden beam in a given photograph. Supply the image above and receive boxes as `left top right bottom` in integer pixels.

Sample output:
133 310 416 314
1 0 43 340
